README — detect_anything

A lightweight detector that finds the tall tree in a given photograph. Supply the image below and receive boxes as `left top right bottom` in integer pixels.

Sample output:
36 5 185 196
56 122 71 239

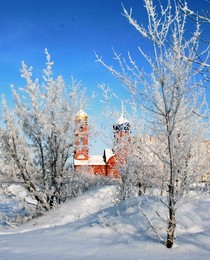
96 0 209 248
0 50 85 211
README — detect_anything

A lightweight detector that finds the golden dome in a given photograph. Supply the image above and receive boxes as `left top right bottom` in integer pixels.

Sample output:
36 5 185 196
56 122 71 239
76 109 88 120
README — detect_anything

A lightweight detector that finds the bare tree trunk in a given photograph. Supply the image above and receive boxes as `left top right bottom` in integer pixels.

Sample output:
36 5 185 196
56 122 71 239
166 131 176 248
166 185 176 248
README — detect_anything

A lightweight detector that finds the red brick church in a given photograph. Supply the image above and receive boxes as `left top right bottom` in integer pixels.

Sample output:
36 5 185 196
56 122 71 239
73 108 131 177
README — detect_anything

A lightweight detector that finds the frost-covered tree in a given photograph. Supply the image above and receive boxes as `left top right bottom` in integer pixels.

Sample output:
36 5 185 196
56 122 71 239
177 0 210 82
0 50 86 211
96 0 210 248
178 0 210 24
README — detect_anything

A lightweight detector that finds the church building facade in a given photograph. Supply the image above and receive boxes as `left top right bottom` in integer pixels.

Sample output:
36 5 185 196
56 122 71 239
73 109 130 178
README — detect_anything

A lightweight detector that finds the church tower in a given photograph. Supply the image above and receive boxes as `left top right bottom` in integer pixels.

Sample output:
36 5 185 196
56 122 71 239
74 109 89 160
113 103 131 164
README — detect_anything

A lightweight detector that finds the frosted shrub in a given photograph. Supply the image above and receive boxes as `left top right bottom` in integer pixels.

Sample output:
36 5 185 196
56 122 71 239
0 50 87 212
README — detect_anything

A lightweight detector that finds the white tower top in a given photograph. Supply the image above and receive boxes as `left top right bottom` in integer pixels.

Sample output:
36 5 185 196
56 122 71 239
113 101 130 131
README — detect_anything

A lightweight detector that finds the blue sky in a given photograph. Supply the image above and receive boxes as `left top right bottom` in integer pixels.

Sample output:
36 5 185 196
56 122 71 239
0 0 209 153
0 0 209 101
0 0 142 93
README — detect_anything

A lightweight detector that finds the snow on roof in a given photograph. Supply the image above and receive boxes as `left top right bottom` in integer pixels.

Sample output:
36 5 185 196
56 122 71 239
74 155 106 166
104 149 115 163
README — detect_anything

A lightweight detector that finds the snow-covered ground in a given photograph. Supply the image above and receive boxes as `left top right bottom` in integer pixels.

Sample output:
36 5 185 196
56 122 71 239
0 185 210 259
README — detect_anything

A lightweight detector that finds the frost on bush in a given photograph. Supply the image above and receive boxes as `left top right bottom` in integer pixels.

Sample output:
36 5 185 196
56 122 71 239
0 50 89 213
96 210 122 231
0 197 30 228
62 172 115 200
